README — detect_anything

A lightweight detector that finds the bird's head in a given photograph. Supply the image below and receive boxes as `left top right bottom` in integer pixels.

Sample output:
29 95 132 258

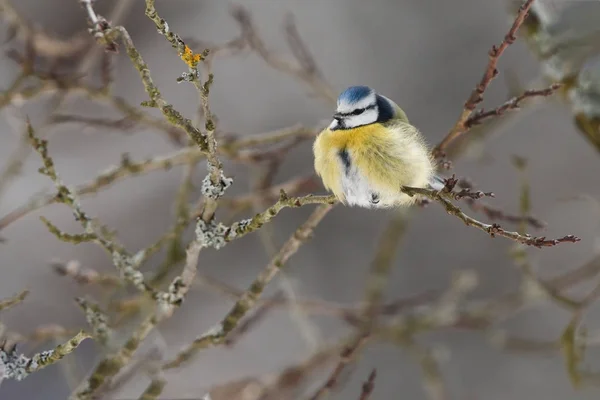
329 86 394 130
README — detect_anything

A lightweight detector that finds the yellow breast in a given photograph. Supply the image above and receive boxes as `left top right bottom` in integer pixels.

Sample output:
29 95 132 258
313 122 434 206
313 124 388 203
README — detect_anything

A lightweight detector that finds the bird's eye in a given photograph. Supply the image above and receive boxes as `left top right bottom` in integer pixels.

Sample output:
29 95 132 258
350 108 365 116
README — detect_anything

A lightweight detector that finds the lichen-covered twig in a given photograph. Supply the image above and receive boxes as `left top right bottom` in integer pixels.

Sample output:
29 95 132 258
0 75 188 145
1 1 593 398
0 148 204 232
0 331 90 382
144 0 209 76
71 303 173 399
2 14 340 398
147 163 195 287
195 74 231 222
51 260 122 287
27 121 158 295
164 203 334 369
75 297 112 346
143 0 230 221
0 290 28 312
79 0 118 52
27 110 203 398
71 229 204 399
193 191 336 251
117 241 200 400
213 175 318 218
82 2 209 149
0 130 317 233
111 26 208 150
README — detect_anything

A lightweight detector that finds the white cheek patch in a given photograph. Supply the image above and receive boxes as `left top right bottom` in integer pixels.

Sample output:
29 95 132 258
343 109 378 129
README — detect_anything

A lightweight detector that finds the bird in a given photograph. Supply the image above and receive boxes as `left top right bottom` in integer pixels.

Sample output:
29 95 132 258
313 85 445 208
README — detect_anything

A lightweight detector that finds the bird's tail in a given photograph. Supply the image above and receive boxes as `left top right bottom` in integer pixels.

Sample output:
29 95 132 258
428 174 446 191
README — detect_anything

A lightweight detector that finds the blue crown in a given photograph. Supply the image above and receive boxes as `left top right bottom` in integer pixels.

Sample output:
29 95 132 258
338 86 373 105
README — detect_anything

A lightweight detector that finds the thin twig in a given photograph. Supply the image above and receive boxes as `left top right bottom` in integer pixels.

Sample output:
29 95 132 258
465 83 561 128
358 369 377 400
163 203 334 369
361 212 409 327
0 330 90 382
111 25 208 150
0 290 28 311
433 0 536 157
402 186 579 248
230 5 336 104
463 198 546 229
256 345 341 400
308 333 370 400
0 0 89 59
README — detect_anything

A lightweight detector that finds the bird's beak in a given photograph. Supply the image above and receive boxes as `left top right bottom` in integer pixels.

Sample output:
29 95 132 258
330 114 344 130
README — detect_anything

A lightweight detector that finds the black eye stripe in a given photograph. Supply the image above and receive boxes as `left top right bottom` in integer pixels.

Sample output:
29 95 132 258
337 104 376 117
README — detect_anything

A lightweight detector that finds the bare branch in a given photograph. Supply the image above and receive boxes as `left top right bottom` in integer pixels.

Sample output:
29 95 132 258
0 290 28 312
358 369 377 400
308 333 370 400
164 203 334 369
402 186 579 248
433 0 537 157
230 5 336 104
465 83 561 128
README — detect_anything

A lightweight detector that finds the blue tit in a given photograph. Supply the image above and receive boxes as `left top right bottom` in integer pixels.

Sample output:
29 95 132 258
313 85 445 208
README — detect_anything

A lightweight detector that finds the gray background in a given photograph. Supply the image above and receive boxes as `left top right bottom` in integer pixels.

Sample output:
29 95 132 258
1 0 600 399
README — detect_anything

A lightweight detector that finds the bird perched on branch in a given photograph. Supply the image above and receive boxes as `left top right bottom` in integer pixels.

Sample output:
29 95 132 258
313 85 444 208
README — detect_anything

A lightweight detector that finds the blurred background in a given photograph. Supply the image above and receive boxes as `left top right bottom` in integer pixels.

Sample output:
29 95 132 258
1 0 600 399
